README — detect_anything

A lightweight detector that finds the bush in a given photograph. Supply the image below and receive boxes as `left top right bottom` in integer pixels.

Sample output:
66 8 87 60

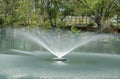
71 25 81 33
0 18 4 25
87 23 95 27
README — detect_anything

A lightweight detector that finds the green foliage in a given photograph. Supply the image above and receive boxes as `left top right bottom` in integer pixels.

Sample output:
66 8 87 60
87 23 95 27
41 20 52 29
71 25 81 33
77 0 120 30
0 18 4 25
0 0 119 30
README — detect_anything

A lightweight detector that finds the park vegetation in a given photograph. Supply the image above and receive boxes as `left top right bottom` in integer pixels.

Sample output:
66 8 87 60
0 0 120 31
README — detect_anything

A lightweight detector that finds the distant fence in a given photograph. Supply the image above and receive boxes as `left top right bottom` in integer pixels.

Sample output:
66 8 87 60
64 15 93 25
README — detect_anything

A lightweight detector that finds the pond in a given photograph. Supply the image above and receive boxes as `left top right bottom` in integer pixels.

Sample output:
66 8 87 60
0 28 120 79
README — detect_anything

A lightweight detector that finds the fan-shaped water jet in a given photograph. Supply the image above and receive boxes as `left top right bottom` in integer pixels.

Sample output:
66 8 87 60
8 28 106 60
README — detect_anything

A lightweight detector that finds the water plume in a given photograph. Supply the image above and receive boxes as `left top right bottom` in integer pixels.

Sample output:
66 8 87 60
12 28 103 58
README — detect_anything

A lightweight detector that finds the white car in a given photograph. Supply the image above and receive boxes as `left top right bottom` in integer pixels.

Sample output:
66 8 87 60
111 18 120 23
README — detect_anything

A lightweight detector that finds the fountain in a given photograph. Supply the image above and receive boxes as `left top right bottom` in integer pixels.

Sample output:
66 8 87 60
0 28 120 79
10 28 103 61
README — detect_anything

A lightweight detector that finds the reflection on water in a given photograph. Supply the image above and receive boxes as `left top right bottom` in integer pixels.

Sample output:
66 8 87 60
0 28 120 79
54 61 66 66
0 28 42 51
0 28 120 55
77 34 120 54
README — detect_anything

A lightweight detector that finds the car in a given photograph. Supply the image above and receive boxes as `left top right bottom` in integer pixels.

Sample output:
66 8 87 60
111 17 120 23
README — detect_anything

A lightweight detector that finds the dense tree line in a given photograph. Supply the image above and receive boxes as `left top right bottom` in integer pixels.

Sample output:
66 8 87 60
0 0 120 30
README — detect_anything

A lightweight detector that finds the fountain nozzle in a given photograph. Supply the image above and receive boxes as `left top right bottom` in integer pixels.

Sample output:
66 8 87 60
53 58 67 61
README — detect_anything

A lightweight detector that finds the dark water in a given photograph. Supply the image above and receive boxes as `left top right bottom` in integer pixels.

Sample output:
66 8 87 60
0 51 120 79
77 33 120 54
0 28 120 54
0 28 120 79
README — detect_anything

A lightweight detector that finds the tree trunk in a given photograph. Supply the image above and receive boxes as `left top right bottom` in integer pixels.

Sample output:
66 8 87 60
95 16 102 31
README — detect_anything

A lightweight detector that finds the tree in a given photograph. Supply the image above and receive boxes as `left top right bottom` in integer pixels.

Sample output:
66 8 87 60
0 0 119 30
0 0 19 27
77 0 119 31
15 0 33 27
34 0 76 29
